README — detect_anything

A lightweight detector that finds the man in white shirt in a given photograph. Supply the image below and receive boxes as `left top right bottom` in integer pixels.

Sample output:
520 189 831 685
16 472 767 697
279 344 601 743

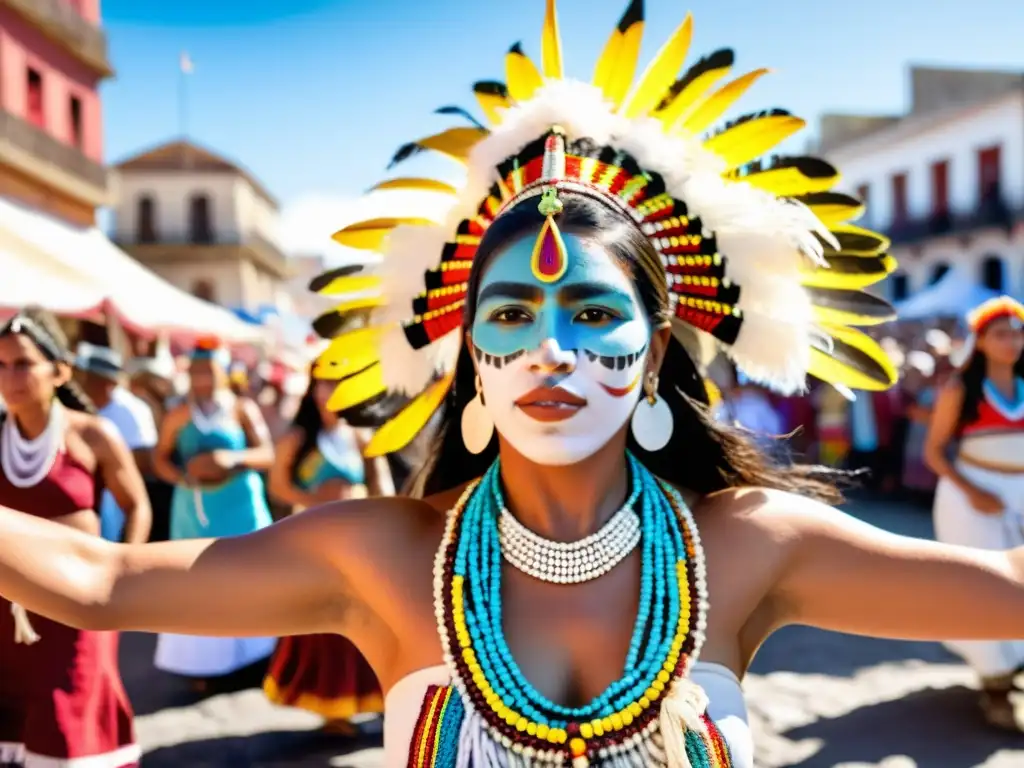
74 342 156 543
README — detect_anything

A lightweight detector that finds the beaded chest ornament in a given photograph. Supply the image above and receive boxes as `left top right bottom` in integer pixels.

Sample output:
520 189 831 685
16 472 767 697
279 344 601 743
411 454 732 767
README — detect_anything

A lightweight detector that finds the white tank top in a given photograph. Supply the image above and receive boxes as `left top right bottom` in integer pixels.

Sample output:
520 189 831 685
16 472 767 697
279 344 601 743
382 661 753 767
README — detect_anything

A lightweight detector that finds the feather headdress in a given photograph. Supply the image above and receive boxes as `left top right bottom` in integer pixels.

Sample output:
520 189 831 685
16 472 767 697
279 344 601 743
310 0 899 457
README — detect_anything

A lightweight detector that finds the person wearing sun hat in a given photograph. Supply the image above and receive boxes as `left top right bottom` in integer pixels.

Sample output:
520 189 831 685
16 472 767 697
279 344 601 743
73 341 155 544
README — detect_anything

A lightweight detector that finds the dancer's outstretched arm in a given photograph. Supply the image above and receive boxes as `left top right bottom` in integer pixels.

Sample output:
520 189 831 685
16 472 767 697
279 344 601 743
0 499 387 638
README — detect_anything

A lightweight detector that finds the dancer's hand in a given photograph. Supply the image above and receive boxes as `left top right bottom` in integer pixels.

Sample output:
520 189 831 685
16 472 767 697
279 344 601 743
968 488 1004 514
186 452 233 484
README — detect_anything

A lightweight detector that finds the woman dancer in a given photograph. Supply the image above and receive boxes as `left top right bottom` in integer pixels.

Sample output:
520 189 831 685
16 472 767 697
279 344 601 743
926 295 1024 730
264 373 392 732
151 338 277 690
0 308 147 767
6 5 1024 766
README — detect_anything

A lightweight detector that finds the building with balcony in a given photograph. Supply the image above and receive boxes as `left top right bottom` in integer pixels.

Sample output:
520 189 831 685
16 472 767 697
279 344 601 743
111 139 293 312
0 0 113 226
819 66 1024 303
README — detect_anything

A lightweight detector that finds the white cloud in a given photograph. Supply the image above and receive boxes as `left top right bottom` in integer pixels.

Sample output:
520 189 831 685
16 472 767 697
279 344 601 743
279 188 454 266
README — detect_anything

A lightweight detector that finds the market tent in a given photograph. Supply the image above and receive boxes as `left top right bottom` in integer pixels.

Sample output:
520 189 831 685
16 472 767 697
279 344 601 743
896 267 1002 320
0 223 106 316
0 196 264 343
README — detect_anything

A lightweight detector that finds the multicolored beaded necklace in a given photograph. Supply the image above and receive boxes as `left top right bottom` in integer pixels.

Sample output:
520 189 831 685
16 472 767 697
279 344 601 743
413 453 733 767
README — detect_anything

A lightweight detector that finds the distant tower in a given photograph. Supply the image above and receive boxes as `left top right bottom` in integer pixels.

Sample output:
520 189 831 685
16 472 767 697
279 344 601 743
111 139 291 312
0 0 114 226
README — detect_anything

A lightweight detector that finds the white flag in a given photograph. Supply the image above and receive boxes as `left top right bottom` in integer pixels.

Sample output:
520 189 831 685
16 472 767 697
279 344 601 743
180 51 193 74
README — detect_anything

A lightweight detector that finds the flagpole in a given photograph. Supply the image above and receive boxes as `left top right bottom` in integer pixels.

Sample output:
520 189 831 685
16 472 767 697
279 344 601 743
178 51 190 140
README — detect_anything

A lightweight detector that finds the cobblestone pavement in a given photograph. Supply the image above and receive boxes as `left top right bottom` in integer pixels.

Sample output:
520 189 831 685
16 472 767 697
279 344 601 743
123 497 1024 767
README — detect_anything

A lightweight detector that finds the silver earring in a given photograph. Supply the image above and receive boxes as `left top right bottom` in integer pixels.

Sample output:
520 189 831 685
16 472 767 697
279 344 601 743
630 371 673 452
461 374 494 454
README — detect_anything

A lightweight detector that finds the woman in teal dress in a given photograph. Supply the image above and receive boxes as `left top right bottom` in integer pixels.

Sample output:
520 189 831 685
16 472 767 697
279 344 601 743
263 373 393 733
152 339 277 689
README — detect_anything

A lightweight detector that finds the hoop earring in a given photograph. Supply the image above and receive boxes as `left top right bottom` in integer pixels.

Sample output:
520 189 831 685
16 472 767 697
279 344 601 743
630 370 673 452
461 374 494 454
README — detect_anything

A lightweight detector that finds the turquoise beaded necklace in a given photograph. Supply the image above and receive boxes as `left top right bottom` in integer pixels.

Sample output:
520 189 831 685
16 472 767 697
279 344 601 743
434 453 727 766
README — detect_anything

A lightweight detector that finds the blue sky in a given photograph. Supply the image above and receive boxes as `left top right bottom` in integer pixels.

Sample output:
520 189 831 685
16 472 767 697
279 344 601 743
99 0 1024 253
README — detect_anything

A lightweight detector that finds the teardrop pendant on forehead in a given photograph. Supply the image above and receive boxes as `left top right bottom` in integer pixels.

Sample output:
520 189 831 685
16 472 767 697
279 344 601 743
531 216 569 283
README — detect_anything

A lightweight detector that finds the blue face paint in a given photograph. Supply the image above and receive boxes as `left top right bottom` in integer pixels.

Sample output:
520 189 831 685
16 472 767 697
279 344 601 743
472 233 651 360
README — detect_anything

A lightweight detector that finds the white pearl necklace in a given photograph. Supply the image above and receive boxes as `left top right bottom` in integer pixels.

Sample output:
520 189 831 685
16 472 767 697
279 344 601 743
1 401 64 488
498 500 641 584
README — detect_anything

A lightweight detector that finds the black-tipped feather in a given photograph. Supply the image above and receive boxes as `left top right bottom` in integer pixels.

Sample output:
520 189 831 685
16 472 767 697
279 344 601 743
823 229 888 254
312 310 345 339
616 0 643 32
473 80 509 98
805 287 897 322
812 335 895 387
388 142 427 170
793 191 863 208
820 254 892 274
656 48 734 110
308 264 365 293
709 108 792 136
731 155 837 180
434 105 486 131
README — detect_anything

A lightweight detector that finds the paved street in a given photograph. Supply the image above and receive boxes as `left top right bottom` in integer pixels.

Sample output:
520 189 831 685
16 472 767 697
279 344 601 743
122 498 1024 767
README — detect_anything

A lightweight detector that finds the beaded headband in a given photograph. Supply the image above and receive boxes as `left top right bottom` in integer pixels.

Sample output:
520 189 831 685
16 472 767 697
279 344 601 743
308 0 901 457
967 295 1024 334
1 314 66 363
950 295 1024 367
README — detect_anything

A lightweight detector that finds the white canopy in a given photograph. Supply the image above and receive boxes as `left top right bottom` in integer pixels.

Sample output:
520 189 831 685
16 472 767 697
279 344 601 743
0 222 106 316
0 197 264 343
896 267 1003 320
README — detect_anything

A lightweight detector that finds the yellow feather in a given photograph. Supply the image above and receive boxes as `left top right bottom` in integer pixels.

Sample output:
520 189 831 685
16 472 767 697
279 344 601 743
828 224 890 256
798 255 896 290
730 162 840 197
332 217 436 251
809 325 898 392
592 0 644 107
621 13 693 119
541 0 563 79
331 295 385 314
806 198 865 227
364 372 455 457
314 274 382 297
416 127 487 163
658 69 731 128
679 68 769 134
703 114 806 169
326 363 386 412
314 327 384 380
505 44 544 102
474 89 511 125
811 303 893 328
368 178 457 195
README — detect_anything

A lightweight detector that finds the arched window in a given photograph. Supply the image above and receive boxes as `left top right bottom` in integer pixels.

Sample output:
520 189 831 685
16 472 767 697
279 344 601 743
981 255 1004 291
137 195 157 243
192 279 217 303
930 263 950 285
890 273 909 302
189 194 213 243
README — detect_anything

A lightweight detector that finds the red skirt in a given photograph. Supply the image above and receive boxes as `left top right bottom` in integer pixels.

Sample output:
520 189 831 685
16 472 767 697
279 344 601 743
263 634 382 720
0 600 138 767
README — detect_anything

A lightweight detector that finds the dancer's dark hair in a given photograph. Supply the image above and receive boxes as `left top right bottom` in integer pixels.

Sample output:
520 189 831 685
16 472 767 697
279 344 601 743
0 306 96 414
412 192 844 504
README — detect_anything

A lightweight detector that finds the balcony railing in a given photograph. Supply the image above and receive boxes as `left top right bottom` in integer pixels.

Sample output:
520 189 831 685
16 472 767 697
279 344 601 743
118 231 292 277
883 195 1023 246
0 108 108 192
0 0 113 76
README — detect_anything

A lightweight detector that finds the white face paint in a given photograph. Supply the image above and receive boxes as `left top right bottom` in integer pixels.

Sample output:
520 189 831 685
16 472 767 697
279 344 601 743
470 233 652 466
